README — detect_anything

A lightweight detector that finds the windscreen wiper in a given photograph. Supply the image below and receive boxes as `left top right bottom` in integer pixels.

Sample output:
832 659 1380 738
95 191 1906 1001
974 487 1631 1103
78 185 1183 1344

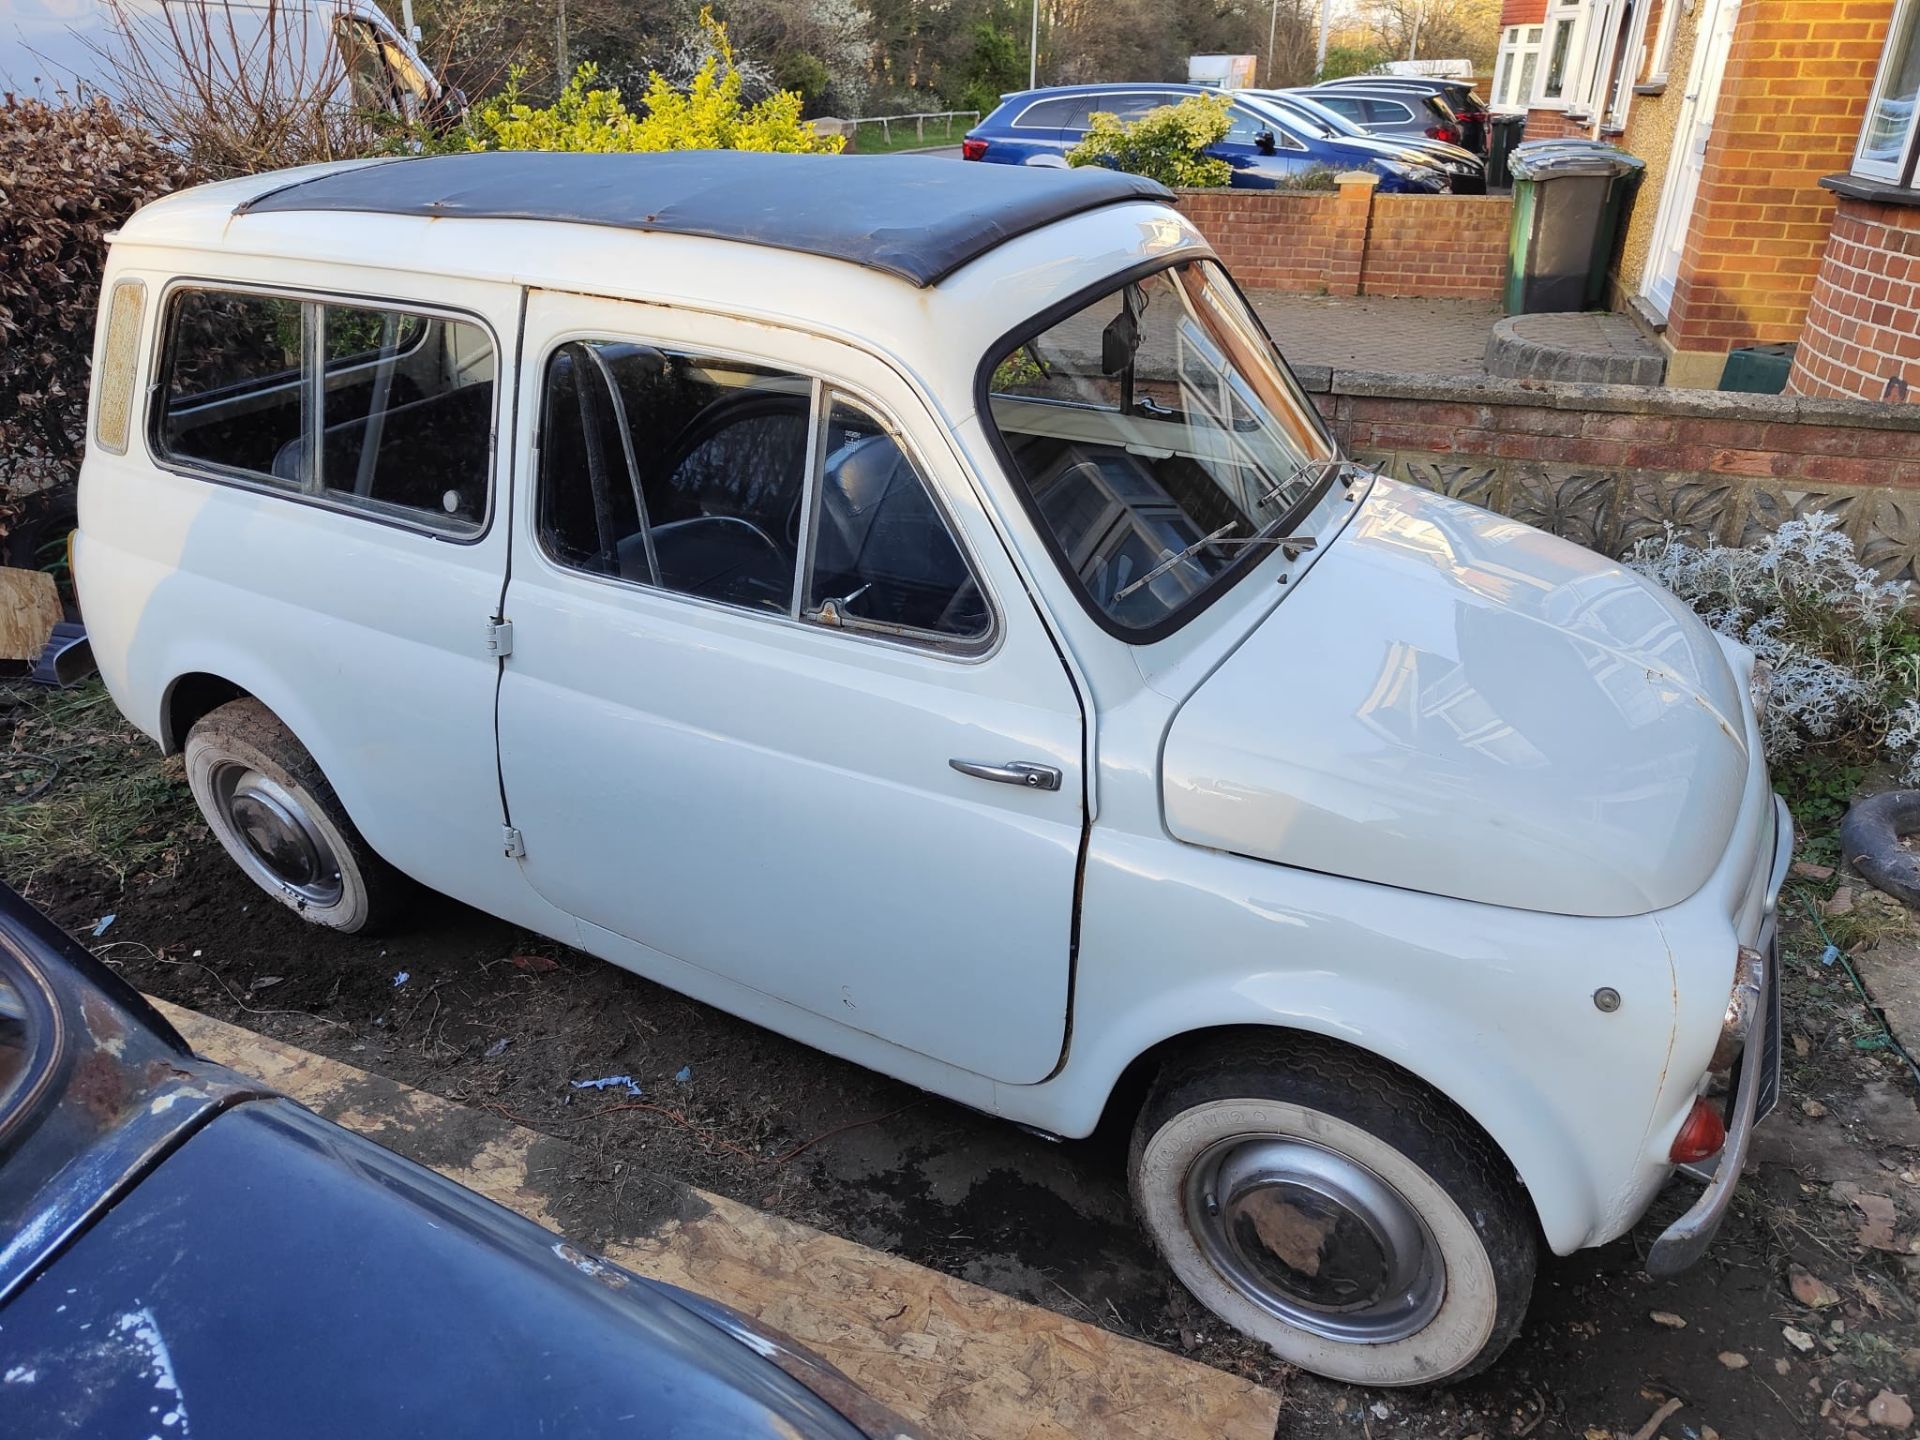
1114 522 1240 601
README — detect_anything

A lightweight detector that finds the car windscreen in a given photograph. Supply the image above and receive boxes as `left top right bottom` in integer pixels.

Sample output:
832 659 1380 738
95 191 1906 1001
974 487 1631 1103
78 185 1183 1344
981 258 1336 640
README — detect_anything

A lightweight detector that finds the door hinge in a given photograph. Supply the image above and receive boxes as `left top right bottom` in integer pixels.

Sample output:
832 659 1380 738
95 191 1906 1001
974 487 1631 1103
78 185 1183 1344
485 618 514 658
501 825 525 858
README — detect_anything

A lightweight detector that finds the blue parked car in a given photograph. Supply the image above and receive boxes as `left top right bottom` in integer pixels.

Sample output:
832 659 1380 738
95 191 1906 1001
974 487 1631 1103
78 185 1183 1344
962 83 1451 194
0 882 924 1440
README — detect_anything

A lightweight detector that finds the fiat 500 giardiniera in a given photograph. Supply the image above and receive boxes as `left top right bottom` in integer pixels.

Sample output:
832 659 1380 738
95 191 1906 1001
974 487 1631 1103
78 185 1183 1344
76 151 1788 1386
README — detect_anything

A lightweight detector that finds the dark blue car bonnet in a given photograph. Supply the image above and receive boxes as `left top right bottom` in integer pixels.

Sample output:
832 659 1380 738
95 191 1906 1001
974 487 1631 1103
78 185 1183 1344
0 1099 866 1439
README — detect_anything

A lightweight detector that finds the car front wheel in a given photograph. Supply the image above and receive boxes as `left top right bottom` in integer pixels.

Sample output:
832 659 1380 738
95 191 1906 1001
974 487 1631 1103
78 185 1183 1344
184 698 405 934
1129 1033 1536 1386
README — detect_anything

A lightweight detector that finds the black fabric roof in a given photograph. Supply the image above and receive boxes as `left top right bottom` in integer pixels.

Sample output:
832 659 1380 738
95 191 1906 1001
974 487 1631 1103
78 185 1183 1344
236 151 1173 287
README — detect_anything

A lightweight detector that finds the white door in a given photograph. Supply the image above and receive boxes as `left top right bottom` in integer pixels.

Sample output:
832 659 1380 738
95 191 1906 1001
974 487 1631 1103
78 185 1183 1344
1641 0 1742 315
494 290 1087 1085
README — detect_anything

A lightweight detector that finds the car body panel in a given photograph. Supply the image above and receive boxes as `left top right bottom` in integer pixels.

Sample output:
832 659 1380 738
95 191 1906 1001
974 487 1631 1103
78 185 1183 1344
2 1101 866 1440
493 289 1087 1085
1162 478 1750 918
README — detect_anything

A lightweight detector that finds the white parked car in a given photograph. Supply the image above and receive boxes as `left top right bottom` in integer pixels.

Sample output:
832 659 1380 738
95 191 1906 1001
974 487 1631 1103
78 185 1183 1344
77 151 1788 1386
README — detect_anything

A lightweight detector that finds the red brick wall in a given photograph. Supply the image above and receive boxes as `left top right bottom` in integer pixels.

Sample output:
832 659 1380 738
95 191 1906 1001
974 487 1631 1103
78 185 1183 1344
1361 194 1513 298
1524 108 1588 141
1174 187 1370 294
1318 388 1920 487
1789 195 1920 404
1664 0 1896 356
1176 184 1512 300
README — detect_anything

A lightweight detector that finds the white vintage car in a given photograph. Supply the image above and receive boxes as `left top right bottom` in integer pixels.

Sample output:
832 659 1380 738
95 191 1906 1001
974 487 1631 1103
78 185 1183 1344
77 151 1787 1386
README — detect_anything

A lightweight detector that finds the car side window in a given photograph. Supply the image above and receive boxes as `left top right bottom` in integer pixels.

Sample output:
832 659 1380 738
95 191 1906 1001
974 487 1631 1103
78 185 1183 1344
539 342 810 614
804 395 989 643
1013 96 1081 128
156 287 494 536
1318 95 1364 121
538 342 988 648
1366 99 1416 124
159 290 306 481
1222 106 1268 142
317 304 495 531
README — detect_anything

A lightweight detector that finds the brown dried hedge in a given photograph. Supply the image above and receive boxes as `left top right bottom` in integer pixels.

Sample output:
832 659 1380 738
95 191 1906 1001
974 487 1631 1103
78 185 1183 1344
1 96 202 501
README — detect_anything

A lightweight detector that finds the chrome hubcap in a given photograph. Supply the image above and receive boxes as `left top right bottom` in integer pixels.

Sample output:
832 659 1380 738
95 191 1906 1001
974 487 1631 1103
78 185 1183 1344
1184 1136 1443 1345
211 764 342 907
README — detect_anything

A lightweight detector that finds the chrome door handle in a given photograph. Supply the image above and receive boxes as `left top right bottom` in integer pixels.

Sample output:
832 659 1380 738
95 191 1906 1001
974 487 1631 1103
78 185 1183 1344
949 758 1062 792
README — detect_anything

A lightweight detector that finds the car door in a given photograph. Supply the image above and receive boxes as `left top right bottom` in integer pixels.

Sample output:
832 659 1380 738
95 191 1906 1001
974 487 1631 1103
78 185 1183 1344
495 291 1087 1085
1214 103 1311 187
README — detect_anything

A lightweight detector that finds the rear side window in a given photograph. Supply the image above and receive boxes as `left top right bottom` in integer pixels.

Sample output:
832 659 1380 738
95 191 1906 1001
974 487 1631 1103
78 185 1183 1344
1365 99 1416 123
1012 96 1085 129
155 287 495 537
94 279 147 456
159 290 305 477
1316 94 1365 121
538 341 989 648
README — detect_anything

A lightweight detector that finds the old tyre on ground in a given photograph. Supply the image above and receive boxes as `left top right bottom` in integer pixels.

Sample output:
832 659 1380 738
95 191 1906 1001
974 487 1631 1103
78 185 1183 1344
184 698 406 933
1840 789 1920 909
1129 1034 1537 1386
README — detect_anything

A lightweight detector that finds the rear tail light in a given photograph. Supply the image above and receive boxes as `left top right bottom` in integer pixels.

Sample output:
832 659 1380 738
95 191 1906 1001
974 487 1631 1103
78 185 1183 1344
961 137 989 162
1458 110 1490 125
1426 125 1460 144
1670 1097 1727 1164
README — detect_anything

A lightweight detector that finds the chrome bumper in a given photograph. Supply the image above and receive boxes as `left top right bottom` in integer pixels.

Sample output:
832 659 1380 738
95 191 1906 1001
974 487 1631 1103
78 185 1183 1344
1646 794 1792 1276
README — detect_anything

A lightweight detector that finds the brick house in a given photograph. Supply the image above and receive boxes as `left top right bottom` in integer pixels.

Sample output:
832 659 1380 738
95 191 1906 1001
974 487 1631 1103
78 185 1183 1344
1491 0 1920 402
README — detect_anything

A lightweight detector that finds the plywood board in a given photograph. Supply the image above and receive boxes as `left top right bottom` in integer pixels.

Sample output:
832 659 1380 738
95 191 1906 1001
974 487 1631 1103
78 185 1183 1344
0 567 60 661
152 1000 1282 1440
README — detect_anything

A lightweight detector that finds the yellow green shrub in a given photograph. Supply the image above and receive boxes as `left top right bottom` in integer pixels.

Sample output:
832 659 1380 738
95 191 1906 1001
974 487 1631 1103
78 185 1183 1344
465 9 842 155
1067 93 1233 189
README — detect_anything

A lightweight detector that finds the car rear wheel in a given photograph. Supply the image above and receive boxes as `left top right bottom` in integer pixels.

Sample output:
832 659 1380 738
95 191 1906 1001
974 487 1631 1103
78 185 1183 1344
1128 1033 1536 1386
184 698 405 934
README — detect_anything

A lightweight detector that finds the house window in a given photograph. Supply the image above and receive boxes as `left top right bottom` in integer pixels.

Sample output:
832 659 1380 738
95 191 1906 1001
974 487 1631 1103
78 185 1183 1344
1542 17 1577 99
1494 24 1545 111
1855 0 1920 188
1642 0 1680 85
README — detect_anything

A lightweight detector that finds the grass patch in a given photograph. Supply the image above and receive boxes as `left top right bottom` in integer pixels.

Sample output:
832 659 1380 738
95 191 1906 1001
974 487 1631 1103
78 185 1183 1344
849 116 974 153
0 680 194 888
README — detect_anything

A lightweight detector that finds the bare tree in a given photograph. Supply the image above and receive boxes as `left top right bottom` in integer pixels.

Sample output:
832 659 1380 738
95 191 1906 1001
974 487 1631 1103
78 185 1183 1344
87 0 390 175
1353 0 1500 68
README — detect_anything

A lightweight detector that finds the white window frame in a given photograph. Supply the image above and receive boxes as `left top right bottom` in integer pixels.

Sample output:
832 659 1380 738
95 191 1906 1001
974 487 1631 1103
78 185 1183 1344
1493 23 1545 113
1853 0 1920 188
1606 0 1657 130
1536 0 1588 110
1567 0 1627 120
1643 0 1684 86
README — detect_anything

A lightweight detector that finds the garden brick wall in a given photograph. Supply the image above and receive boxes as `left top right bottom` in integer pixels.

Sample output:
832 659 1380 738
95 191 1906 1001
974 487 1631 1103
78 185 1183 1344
1291 366 1920 576
1789 193 1920 404
1175 181 1511 300
1664 0 1896 357
1360 194 1513 298
1174 187 1369 295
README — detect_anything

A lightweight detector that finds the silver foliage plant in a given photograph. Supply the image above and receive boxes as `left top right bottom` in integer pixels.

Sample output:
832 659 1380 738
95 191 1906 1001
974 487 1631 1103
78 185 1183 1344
1630 511 1920 780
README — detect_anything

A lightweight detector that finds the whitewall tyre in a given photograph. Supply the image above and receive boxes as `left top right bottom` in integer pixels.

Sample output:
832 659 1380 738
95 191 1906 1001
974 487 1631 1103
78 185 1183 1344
1129 1034 1536 1386
184 698 406 934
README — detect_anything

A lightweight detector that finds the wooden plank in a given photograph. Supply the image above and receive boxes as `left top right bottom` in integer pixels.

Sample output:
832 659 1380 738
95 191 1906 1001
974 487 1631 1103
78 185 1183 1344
151 1000 1282 1440
0 566 61 662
